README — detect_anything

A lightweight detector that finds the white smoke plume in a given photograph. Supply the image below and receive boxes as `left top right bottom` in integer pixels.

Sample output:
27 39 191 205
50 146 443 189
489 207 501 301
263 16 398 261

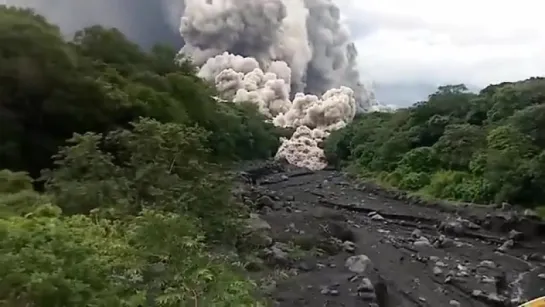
10 0 386 170
179 0 379 113
180 0 381 170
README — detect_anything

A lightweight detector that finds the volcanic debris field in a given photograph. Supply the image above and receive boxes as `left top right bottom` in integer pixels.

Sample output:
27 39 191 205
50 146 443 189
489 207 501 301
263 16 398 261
234 162 545 307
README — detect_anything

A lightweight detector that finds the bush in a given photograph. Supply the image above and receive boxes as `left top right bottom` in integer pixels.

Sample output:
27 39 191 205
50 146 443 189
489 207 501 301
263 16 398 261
422 170 493 203
398 172 430 191
0 205 261 307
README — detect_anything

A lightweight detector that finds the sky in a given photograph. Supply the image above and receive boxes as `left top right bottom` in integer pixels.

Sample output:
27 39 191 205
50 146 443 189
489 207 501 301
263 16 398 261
337 0 545 105
5 0 545 107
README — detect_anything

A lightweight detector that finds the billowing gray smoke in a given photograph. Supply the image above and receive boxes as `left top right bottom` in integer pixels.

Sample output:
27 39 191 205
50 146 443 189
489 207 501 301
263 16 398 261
12 0 376 110
179 0 378 112
11 0 388 170
180 0 390 170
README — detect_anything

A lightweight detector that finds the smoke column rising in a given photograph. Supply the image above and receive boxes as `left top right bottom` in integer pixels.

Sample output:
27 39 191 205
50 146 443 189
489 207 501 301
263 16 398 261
179 0 379 112
180 0 389 169
10 0 389 170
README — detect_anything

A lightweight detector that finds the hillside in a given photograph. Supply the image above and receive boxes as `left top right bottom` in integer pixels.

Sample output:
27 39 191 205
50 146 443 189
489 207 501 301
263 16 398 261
0 7 284 306
325 82 545 212
2 6 545 307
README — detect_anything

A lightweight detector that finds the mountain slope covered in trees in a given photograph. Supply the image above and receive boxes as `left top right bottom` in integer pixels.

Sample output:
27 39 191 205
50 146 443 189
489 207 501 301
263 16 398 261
0 6 284 306
325 81 545 212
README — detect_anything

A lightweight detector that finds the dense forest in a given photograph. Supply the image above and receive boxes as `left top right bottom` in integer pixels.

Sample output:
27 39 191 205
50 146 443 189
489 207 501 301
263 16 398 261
325 81 545 214
0 7 284 306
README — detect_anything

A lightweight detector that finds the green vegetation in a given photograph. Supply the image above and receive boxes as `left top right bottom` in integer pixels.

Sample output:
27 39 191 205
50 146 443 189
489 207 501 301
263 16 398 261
2 4 545 305
0 6 282 306
325 82 545 210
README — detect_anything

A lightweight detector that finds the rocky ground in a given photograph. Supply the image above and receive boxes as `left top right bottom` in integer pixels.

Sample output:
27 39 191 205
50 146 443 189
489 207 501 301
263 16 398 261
233 162 545 307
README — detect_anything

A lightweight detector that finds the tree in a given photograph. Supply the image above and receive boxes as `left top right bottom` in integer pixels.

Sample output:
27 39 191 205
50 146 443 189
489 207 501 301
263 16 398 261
433 124 485 170
326 78 545 208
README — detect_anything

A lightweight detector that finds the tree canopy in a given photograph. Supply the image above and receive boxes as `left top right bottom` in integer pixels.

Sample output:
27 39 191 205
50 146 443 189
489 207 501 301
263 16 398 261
0 6 282 179
0 6 281 306
325 78 545 209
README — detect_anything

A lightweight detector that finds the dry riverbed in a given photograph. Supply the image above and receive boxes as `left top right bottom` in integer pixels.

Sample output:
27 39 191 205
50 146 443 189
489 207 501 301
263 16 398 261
234 162 545 307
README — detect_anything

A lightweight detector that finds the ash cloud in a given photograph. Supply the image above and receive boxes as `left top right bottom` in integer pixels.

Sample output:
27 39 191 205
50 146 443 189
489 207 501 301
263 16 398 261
11 0 390 170
179 0 379 112
183 0 389 170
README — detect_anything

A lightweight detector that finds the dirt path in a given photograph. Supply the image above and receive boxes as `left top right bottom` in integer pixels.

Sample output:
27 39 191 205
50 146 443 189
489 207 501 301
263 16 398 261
235 163 545 307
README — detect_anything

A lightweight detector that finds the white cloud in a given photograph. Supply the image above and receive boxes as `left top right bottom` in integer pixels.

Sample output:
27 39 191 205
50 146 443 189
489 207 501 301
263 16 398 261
336 0 545 102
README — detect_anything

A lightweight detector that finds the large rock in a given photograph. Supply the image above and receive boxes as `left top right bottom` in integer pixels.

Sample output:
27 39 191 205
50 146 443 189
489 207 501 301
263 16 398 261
345 254 372 274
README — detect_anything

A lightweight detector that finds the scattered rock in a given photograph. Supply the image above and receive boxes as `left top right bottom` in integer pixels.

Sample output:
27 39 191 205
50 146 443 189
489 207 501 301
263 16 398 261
262 243 291 266
414 236 432 247
500 202 512 211
345 254 372 274
357 278 375 292
237 166 543 306
449 299 461 306
320 286 340 296
509 229 524 241
371 213 385 221
411 229 422 238
256 195 278 210
316 237 343 255
323 221 356 242
481 276 495 283
479 260 496 269
433 234 455 248
439 220 465 236
457 217 481 230
526 253 545 262
497 239 514 252
342 241 356 253
524 209 539 219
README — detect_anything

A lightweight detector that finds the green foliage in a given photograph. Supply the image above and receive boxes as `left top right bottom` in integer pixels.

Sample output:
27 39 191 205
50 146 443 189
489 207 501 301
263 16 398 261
422 171 493 203
0 205 261 307
0 169 33 193
43 118 244 244
397 147 438 173
0 6 280 177
398 172 430 191
326 77 545 207
0 118 264 305
0 8 280 306
433 124 485 170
